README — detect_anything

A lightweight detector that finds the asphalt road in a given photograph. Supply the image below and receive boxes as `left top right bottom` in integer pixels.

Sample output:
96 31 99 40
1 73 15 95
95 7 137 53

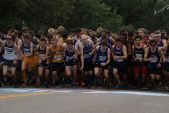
0 88 169 113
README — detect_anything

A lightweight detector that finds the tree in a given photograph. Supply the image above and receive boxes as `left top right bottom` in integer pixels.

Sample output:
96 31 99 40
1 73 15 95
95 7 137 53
102 0 169 32
66 0 123 31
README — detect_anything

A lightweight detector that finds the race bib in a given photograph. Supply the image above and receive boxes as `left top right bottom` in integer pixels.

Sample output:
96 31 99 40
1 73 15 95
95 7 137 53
24 48 31 56
117 57 123 62
150 56 158 63
54 55 63 61
66 56 74 61
99 56 106 62
135 54 143 61
84 54 91 59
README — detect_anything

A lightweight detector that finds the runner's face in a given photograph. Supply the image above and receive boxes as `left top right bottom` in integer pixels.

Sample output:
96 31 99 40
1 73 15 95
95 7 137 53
40 41 46 47
143 37 149 43
150 44 156 49
67 44 73 48
116 41 122 48
138 30 145 37
101 45 107 51
155 36 161 42
6 35 13 43
83 39 88 45
51 36 58 46
24 36 30 42
135 39 141 45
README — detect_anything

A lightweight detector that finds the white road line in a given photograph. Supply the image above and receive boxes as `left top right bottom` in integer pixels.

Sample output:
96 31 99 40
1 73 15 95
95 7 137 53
0 88 169 97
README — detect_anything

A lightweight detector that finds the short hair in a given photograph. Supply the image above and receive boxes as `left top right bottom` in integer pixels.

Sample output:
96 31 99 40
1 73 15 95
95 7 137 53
57 26 65 34
40 36 46 42
115 38 122 43
66 38 73 45
149 39 157 45
134 35 142 41
128 31 134 36
75 27 81 33
23 32 31 39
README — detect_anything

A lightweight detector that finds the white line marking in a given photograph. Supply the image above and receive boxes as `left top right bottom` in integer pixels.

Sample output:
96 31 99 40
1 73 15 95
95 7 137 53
0 88 169 97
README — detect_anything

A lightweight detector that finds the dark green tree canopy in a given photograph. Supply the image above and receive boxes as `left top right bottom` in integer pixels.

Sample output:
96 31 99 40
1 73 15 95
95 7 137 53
0 0 169 32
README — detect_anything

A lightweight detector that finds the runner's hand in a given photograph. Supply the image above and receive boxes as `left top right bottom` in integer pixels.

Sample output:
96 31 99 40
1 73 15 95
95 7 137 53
13 60 17 65
80 66 84 71
157 63 161 68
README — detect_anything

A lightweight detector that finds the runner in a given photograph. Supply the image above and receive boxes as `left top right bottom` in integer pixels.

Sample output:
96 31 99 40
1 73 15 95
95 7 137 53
80 35 95 88
94 39 111 88
21 32 34 86
144 39 163 91
0 37 4 86
35 36 48 86
64 38 78 86
47 36 65 86
132 36 147 88
3 33 18 86
162 38 169 89
154 30 167 50
111 38 127 88
15 30 23 86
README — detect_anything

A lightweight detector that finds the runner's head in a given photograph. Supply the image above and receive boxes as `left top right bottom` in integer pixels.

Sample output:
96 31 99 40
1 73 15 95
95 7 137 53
75 27 81 38
48 28 56 36
6 34 14 44
128 31 134 40
138 28 147 38
81 34 89 44
142 35 149 44
39 36 46 47
161 30 167 39
51 35 59 46
115 38 122 48
89 31 96 41
66 38 73 48
149 39 157 49
154 30 161 42
134 35 142 46
23 32 31 42
100 39 107 50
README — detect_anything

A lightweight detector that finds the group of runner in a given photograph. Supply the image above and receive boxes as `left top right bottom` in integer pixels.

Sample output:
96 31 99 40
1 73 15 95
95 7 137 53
0 26 169 91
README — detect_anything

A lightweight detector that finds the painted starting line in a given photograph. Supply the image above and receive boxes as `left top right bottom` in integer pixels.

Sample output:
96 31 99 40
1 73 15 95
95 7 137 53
0 88 169 97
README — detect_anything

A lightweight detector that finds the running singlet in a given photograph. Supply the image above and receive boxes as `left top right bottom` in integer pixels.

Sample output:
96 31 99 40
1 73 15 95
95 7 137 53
38 46 47 59
83 43 93 62
157 39 164 48
22 42 32 56
50 45 64 63
95 47 108 65
133 46 144 61
3 42 16 60
113 46 125 64
147 47 160 64
65 47 76 64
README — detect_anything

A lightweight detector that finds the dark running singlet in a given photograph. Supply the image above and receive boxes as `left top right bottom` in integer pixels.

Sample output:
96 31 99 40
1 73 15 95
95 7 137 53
38 46 46 59
95 47 108 65
22 42 31 56
113 46 126 65
133 45 144 65
147 47 160 67
83 43 93 62
65 47 77 65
